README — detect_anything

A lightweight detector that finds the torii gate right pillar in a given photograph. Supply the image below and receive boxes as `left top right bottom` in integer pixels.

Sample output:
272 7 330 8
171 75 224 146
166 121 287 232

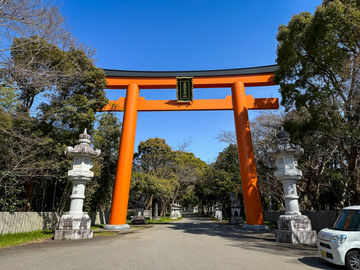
232 81 264 225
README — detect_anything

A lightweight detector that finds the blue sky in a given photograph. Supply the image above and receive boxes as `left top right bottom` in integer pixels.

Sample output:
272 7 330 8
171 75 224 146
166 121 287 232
60 0 321 163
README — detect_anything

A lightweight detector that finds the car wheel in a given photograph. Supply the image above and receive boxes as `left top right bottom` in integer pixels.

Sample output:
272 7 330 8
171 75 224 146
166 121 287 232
346 251 360 270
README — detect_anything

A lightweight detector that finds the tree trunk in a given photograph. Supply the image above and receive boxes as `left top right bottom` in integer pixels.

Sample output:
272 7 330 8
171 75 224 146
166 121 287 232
24 179 34 211
146 194 153 209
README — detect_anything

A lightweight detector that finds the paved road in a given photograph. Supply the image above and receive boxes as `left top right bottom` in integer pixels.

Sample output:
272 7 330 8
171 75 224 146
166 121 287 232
0 217 340 270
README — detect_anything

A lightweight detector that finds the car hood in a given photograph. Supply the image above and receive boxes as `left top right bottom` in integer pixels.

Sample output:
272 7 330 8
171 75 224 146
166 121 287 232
318 228 338 241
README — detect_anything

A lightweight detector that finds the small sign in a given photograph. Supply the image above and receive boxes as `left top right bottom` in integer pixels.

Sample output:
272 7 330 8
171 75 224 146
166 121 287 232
177 77 193 103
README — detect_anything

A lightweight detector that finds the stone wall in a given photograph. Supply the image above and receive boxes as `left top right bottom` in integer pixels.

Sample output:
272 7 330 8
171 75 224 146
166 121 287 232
1 210 339 234
0 212 61 234
88 211 110 225
264 211 338 231
0 212 110 234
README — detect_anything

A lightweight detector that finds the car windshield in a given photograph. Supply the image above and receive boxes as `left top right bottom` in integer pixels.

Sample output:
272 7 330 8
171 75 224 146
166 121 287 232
333 210 360 231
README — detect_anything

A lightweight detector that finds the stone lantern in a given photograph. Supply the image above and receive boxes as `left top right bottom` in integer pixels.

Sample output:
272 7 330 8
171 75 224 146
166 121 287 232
213 202 223 221
271 128 316 244
170 203 182 219
229 193 243 224
55 129 101 240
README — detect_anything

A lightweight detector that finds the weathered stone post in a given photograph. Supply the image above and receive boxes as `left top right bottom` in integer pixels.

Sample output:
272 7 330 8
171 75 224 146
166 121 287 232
154 203 160 221
55 129 101 240
271 128 316 244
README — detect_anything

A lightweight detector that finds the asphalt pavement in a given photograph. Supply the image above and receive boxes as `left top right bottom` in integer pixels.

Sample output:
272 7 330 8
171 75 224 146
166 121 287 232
0 217 341 270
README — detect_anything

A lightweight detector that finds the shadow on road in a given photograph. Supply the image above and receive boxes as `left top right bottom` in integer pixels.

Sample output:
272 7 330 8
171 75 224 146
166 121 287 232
298 257 343 270
165 217 339 270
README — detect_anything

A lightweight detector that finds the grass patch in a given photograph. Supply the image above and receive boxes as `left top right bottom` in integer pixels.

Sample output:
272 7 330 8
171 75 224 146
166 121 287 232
91 224 104 229
93 231 119 236
132 225 149 230
92 216 182 229
0 230 53 248
264 220 277 228
147 216 182 224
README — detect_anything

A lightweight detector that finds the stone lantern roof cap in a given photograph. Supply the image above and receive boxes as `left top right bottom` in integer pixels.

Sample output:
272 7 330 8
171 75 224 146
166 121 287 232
65 129 101 158
271 128 304 157
79 128 91 142
277 128 290 141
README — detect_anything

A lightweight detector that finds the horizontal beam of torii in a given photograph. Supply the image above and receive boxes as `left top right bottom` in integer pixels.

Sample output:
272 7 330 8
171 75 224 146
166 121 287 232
102 95 279 111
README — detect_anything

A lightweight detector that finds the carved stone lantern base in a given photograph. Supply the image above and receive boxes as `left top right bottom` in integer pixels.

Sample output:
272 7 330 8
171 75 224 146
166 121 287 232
170 204 182 219
229 216 243 224
275 215 317 244
229 207 244 224
214 210 223 221
229 193 243 225
54 214 92 240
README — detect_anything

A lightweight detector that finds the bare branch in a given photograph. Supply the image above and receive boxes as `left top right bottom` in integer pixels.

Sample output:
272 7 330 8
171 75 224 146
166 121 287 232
176 137 192 152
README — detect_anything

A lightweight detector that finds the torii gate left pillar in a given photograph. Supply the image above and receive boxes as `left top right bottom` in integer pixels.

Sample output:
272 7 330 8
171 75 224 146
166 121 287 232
104 84 139 229
102 65 279 229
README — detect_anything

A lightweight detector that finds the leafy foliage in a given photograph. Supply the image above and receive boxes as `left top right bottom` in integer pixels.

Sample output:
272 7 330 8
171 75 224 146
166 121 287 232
85 113 122 211
130 138 207 215
0 35 110 211
276 0 360 207
195 145 242 217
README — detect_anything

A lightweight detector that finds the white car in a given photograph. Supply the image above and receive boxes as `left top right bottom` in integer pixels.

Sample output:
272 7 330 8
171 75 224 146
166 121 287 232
318 205 360 270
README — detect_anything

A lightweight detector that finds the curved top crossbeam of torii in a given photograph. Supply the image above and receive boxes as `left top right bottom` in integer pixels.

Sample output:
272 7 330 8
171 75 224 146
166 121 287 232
102 64 279 112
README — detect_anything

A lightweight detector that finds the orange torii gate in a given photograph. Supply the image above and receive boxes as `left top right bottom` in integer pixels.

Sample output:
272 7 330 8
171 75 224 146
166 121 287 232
102 65 279 229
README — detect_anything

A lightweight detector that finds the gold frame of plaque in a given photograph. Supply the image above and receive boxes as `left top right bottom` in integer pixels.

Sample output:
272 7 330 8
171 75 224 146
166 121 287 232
176 77 193 103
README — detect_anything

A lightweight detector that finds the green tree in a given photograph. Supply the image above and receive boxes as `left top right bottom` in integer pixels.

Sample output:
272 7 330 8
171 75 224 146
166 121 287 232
0 87 18 112
275 0 360 206
134 137 173 176
131 138 207 214
283 109 345 210
88 113 122 211
0 1 112 212
129 172 177 212
213 144 240 178
8 36 108 131
171 151 207 205
195 167 237 214
0 36 108 211
132 138 175 212
0 113 59 211
195 145 241 216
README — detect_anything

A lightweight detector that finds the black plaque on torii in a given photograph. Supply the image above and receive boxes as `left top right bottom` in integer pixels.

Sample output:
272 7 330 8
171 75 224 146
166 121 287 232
176 77 193 103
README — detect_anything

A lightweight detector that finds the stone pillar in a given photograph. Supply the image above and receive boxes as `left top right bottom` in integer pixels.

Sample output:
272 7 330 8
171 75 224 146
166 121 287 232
271 129 316 244
55 129 101 240
154 203 160 221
